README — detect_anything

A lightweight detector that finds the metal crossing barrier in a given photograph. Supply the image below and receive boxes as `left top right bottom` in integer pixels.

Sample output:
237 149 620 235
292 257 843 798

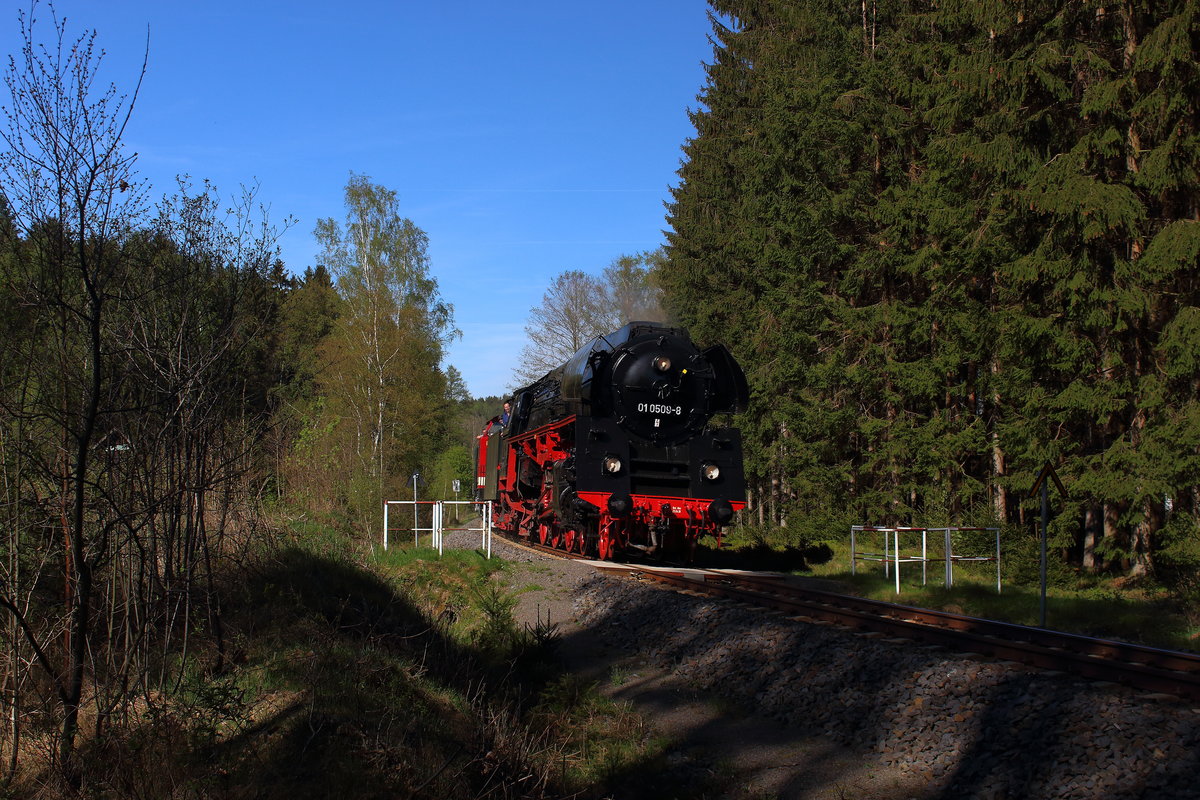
382 499 492 558
850 525 1001 594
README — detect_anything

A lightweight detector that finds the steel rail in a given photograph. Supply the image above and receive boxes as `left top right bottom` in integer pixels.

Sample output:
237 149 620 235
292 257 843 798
717 572 1200 674
495 529 593 561
623 567 1200 701
492 533 1200 700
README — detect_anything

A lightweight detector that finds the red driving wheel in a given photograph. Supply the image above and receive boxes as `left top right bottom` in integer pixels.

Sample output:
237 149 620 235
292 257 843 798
598 530 612 560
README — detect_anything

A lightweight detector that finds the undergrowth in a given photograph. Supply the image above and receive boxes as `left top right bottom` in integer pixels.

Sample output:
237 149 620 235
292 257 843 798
26 518 661 799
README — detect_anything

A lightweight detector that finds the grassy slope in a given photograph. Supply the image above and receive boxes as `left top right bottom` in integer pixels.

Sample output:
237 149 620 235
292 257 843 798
49 522 682 800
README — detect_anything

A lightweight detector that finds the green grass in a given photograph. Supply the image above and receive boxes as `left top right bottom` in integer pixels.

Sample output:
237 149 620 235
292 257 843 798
370 544 508 646
800 538 1197 652
527 674 667 792
56 515 674 799
609 665 634 687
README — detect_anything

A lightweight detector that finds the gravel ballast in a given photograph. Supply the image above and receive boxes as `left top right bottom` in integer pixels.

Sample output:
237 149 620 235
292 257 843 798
573 574 1200 800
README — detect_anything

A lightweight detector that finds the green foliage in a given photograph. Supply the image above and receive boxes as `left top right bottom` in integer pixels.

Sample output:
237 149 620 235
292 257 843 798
282 174 457 527
1154 513 1200 609
427 444 475 501
473 584 521 658
283 515 356 559
663 0 1200 587
527 674 663 794
166 672 251 750
276 264 342 401
1001 526 1079 590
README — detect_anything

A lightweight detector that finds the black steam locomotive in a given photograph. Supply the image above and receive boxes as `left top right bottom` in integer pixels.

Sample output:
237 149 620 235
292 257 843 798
476 322 748 559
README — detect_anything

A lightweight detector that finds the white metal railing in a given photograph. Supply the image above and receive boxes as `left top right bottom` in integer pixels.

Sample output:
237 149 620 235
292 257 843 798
850 525 1001 594
437 501 492 558
383 499 492 558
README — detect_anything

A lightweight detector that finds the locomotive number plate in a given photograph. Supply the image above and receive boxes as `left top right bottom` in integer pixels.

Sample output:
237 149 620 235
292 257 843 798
638 403 682 415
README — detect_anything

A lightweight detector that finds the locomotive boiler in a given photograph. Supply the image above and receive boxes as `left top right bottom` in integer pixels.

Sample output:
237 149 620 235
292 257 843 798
476 322 748 559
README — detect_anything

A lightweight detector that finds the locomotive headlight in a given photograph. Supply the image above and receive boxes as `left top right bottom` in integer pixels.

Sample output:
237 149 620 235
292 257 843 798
602 455 623 474
653 355 672 372
701 462 721 481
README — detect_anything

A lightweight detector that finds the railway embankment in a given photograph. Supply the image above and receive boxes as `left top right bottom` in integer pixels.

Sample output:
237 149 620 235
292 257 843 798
573 572 1200 799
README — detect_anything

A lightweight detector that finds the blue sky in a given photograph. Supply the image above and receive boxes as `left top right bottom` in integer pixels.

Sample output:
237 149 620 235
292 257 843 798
0 1 719 398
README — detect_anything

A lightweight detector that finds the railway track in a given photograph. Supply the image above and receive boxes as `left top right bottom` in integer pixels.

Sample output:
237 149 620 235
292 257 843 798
497 530 1200 700
604 564 1200 701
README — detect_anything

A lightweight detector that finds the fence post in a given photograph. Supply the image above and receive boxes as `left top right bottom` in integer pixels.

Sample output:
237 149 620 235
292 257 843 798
850 525 858 575
435 502 444 556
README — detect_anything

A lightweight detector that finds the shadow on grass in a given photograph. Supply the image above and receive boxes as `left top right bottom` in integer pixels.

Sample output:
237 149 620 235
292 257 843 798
211 548 475 798
63 542 1200 800
67 547 567 800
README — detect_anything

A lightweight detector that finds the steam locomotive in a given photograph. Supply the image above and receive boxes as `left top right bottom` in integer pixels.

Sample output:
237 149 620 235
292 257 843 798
476 322 748 559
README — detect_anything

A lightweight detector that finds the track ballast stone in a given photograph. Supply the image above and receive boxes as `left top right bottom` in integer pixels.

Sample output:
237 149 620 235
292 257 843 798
573 574 1200 799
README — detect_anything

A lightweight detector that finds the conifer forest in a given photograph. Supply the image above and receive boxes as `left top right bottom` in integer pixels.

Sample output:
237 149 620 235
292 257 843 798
0 0 1198 790
662 0 1200 581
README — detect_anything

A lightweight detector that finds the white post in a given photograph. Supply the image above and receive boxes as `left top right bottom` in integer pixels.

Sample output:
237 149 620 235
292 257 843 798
893 530 901 594
485 501 492 559
944 528 953 587
383 501 390 551
435 502 444 556
412 473 419 547
921 529 928 585
850 526 858 575
883 529 891 579
995 527 1001 593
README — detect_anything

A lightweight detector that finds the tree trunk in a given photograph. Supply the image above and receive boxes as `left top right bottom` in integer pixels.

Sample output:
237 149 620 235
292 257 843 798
1102 500 1125 572
1082 502 1101 572
60 305 102 779
988 429 1005 521
1130 498 1160 577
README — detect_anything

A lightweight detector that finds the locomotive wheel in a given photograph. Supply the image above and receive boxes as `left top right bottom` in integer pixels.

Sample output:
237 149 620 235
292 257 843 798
537 523 550 545
597 530 612 560
563 528 578 553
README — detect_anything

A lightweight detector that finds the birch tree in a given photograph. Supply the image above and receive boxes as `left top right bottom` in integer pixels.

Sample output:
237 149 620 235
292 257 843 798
314 174 455 515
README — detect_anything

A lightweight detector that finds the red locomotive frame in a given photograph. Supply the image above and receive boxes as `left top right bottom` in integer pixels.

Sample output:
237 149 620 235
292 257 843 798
476 413 745 559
